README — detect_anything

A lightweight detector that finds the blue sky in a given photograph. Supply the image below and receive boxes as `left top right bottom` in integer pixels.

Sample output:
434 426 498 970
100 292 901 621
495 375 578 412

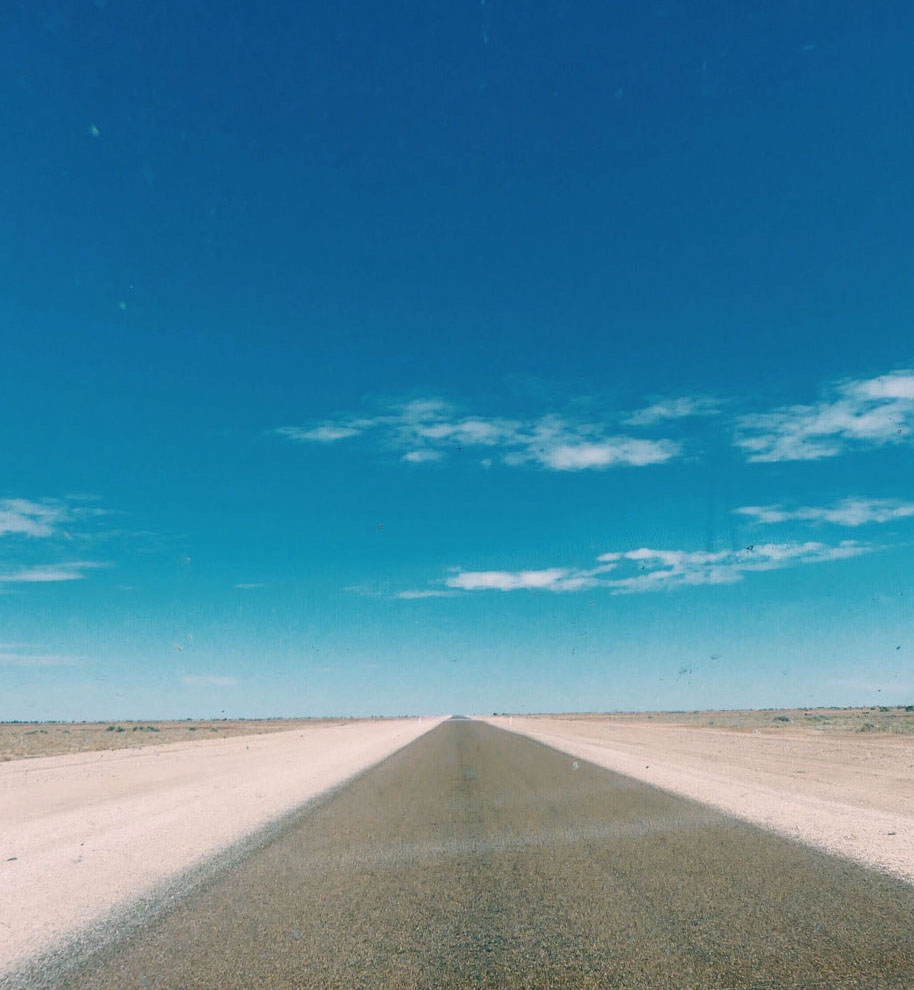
2 1 913 719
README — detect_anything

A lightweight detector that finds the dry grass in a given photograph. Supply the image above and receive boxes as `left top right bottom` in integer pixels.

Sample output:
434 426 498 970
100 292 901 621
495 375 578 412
0 717 383 762
531 705 914 734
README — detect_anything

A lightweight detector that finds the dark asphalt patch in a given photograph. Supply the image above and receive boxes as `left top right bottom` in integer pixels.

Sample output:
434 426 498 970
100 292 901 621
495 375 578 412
18 720 914 989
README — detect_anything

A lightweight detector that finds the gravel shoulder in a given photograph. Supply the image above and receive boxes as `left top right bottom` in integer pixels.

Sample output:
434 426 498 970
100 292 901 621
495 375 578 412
0 717 443 975
481 715 914 883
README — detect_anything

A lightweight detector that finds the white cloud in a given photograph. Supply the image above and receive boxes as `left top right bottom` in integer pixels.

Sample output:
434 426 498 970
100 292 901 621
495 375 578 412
0 499 66 538
410 416 515 446
624 395 721 426
447 568 577 592
181 674 237 687
0 562 107 583
734 370 914 462
854 375 914 400
402 449 445 463
444 561 621 593
233 582 264 589
538 438 679 470
430 540 875 597
276 424 366 442
276 399 681 472
736 497 914 527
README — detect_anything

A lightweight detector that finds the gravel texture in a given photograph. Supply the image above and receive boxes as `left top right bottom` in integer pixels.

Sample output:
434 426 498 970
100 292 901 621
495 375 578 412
13 718 914 990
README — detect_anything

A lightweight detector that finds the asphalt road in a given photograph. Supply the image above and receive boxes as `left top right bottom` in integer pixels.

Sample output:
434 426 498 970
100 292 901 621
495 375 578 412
21 719 914 989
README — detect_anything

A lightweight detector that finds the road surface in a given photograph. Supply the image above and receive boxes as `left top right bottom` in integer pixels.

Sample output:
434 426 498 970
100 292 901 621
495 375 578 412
13 719 914 989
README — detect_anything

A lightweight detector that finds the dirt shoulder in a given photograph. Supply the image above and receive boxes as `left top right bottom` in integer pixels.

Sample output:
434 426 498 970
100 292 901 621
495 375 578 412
482 714 914 885
0 717 443 975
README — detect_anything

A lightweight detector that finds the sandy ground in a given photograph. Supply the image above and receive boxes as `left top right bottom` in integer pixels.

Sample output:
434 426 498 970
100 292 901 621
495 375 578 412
0 716 443 976
481 715 914 886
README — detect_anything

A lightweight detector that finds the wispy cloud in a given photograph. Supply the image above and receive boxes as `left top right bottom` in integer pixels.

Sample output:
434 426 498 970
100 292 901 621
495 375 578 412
0 499 66 538
736 497 914 527
181 674 237 687
624 395 721 427
395 589 460 599
0 496 113 540
445 566 613 593
276 399 680 472
0 496 114 589
602 542 871 593
416 540 876 597
233 582 264 589
734 369 914 462
276 422 374 443
0 562 108 583
0 651 82 666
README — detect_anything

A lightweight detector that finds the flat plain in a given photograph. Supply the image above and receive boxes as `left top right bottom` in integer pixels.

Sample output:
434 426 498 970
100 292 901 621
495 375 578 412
0 717 381 762
528 706 914 734
3 707 911 764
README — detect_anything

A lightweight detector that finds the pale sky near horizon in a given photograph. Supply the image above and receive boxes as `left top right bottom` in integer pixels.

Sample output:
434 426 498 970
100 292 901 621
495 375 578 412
2 1 913 720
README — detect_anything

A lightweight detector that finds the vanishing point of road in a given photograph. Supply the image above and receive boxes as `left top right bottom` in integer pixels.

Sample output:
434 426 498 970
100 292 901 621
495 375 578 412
25 719 914 989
